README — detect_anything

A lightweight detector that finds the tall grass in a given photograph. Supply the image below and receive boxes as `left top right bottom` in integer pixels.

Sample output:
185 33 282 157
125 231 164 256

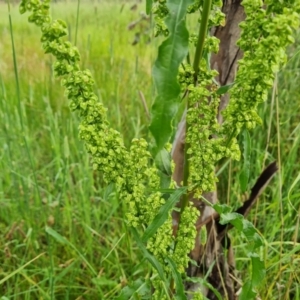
1 1 153 298
0 1 299 299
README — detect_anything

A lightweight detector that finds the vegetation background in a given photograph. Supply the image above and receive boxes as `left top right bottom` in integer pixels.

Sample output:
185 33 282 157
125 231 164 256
0 1 299 299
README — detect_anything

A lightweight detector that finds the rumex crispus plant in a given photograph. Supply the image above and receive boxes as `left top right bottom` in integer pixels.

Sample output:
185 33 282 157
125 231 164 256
18 0 300 299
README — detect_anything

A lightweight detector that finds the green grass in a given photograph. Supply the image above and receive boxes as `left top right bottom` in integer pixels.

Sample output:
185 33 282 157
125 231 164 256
0 1 153 299
0 1 300 299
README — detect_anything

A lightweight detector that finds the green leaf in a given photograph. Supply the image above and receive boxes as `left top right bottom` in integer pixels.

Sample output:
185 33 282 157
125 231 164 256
92 277 117 286
146 0 152 15
132 228 166 281
63 135 70 158
239 253 265 300
158 170 172 189
198 225 207 245
239 128 251 192
218 214 264 249
150 188 177 193
242 219 264 249
155 148 172 176
219 212 243 231
240 281 256 300
149 0 193 156
141 187 186 242
165 257 186 300
216 82 235 95
116 279 150 300
249 253 265 287
45 226 67 245
213 203 231 214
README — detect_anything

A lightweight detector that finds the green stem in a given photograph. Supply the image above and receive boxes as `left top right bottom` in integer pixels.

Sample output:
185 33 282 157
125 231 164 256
74 0 80 46
193 0 212 77
181 0 212 212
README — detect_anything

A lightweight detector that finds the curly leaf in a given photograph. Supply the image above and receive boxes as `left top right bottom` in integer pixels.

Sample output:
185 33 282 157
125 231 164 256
149 0 193 156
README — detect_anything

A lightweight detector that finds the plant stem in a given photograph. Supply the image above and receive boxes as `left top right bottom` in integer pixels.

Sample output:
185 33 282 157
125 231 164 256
181 0 212 212
74 0 80 46
193 0 212 77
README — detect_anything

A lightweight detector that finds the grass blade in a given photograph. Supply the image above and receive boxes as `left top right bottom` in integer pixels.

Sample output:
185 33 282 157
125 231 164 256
132 228 166 281
0 252 45 285
165 257 186 300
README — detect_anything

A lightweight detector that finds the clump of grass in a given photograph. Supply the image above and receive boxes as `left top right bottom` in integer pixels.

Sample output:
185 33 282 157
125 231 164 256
217 36 300 299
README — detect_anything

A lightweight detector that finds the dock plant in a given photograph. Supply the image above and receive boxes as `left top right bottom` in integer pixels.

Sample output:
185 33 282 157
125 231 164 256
19 0 300 298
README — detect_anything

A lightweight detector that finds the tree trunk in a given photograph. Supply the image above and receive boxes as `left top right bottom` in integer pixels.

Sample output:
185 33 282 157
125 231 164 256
172 1 244 299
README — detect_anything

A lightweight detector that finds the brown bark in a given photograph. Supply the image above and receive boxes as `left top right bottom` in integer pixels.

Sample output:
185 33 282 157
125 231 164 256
172 1 245 299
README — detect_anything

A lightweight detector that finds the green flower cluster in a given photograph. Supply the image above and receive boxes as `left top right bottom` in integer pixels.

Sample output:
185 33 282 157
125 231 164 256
189 1 224 54
19 0 199 292
188 0 224 16
192 292 205 300
122 138 163 227
222 0 300 137
152 0 169 37
171 205 199 273
187 0 201 14
20 0 130 186
182 60 239 197
266 0 300 14
179 1 239 196
187 0 224 26
189 34 220 54
180 0 300 196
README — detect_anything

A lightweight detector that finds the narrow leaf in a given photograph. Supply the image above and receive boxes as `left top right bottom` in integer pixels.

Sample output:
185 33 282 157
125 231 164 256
198 225 207 245
165 257 186 300
239 128 251 192
132 228 166 281
142 187 186 242
46 226 67 245
216 82 235 95
146 0 153 15
116 279 150 300
46 226 97 276
0 252 45 285
149 0 193 156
